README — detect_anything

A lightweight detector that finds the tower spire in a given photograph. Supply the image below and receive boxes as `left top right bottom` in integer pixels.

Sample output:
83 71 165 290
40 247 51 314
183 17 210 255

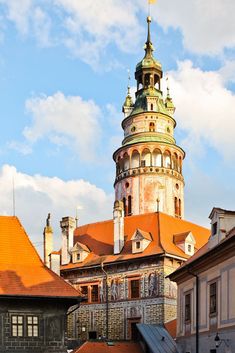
145 16 154 57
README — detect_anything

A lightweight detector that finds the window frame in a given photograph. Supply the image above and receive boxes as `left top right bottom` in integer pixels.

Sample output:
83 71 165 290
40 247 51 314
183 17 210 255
129 278 140 299
209 282 217 315
11 315 24 337
184 293 191 322
26 315 39 337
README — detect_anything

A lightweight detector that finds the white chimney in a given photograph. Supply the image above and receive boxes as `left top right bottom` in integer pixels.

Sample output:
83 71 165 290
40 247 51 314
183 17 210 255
61 216 76 265
113 200 124 254
49 252 60 276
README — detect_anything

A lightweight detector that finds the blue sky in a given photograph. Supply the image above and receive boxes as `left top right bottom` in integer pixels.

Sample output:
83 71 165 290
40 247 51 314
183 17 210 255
0 0 235 254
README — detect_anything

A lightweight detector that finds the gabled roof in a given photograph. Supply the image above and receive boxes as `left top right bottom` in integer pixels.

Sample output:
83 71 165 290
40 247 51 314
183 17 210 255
61 212 210 271
173 231 195 245
169 223 235 282
72 242 90 253
131 228 152 241
73 341 143 353
137 324 179 353
0 216 80 298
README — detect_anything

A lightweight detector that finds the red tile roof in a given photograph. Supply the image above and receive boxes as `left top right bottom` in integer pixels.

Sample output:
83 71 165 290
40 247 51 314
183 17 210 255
164 319 177 338
0 216 80 298
73 341 143 353
61 212 210 270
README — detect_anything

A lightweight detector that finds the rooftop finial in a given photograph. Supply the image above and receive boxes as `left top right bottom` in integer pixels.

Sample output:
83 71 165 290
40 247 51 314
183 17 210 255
127 69 131 95
166 75 170 98
145 16 154 57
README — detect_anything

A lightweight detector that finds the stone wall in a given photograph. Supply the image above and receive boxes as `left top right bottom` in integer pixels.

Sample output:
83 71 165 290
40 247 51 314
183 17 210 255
0 298 72 353
63 256 181 340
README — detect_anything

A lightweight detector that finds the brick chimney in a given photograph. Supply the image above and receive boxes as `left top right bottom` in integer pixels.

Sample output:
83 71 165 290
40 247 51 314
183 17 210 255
113 200 124 254
61 216 76 265
43 213 53 268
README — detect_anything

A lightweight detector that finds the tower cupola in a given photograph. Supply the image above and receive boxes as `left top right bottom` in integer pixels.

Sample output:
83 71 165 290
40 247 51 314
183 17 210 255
113 17 185 219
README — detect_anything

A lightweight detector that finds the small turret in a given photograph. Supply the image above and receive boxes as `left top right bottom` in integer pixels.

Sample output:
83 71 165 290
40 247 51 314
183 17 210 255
165 78 175 115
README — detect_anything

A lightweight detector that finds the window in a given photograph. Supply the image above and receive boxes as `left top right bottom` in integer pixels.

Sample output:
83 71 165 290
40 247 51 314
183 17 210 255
185 293 191 322
212 222 217 236
123 197 127 216
188 244 191 252
80 285 88 303
27 316 39 337
150 103 153 111
128 195 132 215
136 241 140 249
141 160 146 167
210 282 217 314
76 253 81 261
130 279 140 299
91 285 99 303
149 122 155 132
11 315 23 337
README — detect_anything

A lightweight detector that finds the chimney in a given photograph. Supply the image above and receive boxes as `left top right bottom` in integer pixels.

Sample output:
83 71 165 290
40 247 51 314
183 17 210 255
49 252 60 276
113 200 124 254
43 213 53 268
61 216 76 265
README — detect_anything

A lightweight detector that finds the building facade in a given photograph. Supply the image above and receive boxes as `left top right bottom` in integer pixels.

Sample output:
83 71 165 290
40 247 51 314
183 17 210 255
45 17 210 342
0 216 81 353
169 208 235 353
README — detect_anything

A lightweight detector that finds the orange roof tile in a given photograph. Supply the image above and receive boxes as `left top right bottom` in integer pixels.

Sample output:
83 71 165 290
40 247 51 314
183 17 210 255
0 216 80 298
164 319 177 338
61 212 210 271
74 341 143 353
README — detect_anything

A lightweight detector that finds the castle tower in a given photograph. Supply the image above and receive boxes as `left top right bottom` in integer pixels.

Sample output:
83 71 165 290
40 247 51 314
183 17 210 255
113 17 185 218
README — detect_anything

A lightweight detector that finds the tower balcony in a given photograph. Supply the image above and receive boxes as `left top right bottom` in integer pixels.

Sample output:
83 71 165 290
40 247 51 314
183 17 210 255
114 166 184 186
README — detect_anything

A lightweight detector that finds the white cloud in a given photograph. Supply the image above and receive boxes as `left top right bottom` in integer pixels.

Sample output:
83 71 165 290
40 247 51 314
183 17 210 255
165 60 235 160
24 92 102 161
149 0 235 55
55 0 143 68
32 7 52 47
7 141 32 155
0 164 113 255
0 0 32 35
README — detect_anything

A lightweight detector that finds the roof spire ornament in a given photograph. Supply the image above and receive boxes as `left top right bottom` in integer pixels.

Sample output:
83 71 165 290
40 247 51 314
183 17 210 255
165 75 175 114
145 16 154 57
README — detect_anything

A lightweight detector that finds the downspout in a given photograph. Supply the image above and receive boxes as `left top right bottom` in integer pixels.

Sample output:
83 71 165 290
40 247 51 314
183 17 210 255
101 262 109 340
187 268 199 353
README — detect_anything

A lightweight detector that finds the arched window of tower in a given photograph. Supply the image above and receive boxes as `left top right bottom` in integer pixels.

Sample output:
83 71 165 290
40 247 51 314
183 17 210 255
163 150 171 169
141 148 151 167
152 149 162 167
172 153 178 171
174 197 179 218
149 122 155 132
118 156 124 173
123 153 130 171
179 199 182 218
179 156 182 173
131 150 140 169
128 195 132 216
144 73 151 87
123 197 127 217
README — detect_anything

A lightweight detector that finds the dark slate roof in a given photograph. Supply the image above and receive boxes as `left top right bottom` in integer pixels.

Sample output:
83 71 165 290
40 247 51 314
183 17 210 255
137 324 179 353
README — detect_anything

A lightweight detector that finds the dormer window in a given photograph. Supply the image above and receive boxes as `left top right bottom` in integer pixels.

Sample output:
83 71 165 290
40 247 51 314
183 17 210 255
131 229 152 254
212 222 217 236
71 242 90 263
173 231 196 256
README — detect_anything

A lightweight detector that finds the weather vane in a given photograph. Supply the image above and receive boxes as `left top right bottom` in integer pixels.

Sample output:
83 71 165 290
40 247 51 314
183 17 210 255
148 0 157 16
